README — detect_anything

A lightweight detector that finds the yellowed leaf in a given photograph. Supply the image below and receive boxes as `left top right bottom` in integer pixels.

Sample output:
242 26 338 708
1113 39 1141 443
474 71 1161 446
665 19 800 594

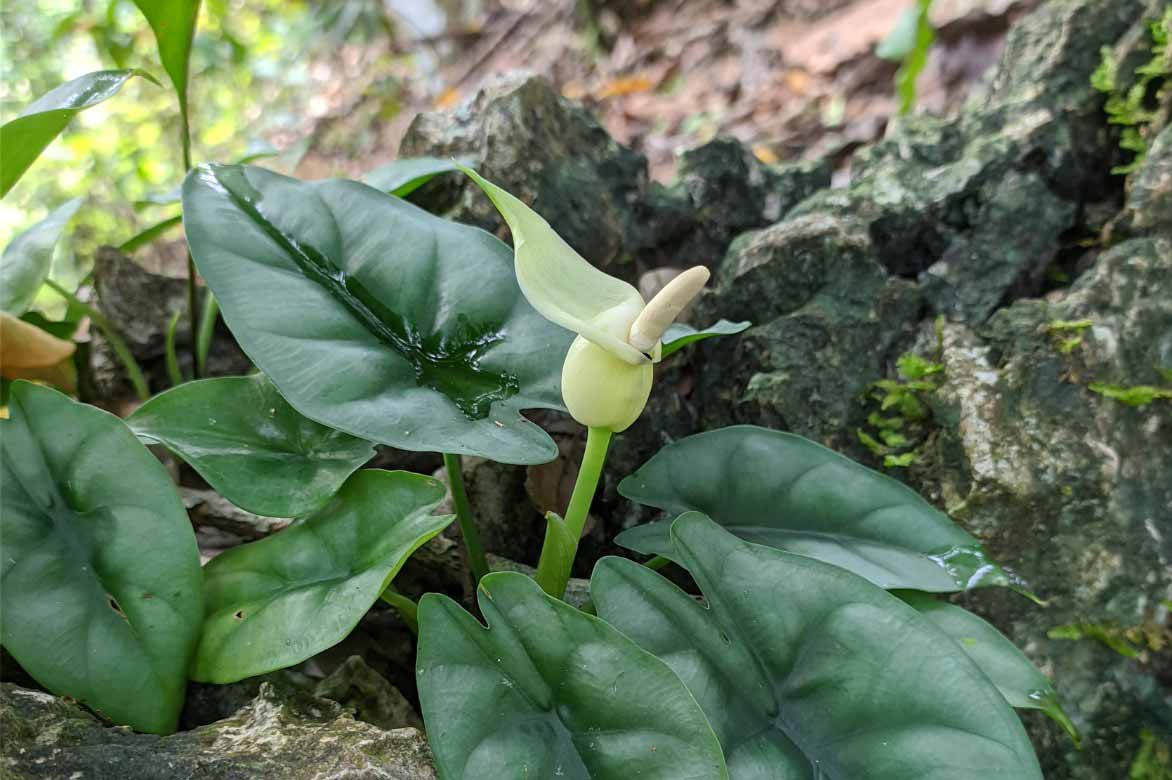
596 75 654 99
752 144 780 165
434 87 460 110
0 312 77 394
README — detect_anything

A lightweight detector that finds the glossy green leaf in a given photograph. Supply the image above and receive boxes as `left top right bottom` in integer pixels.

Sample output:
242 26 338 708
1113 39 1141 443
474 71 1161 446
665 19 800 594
0 381 203 734
1 70 156 197
417 571 727 780
363 156 474 197
617 425 1017 593
130 0 201 122
182 163 573 464
0 199 82 314
898 591 1080 744
192 469 452 683
660 319 750 358
129 374 376 517
593 513 1043 779
134 143 280 209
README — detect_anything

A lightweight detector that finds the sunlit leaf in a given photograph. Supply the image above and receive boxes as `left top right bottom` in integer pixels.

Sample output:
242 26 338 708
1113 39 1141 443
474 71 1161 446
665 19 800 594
0 199 81 314
1 70 157 197
130 0 202 135
192 469 452 683
594 513 1044 779
129 374 376 517
0 381 203 734
617 425 1020 593
417 571 727 779
182 163 573 464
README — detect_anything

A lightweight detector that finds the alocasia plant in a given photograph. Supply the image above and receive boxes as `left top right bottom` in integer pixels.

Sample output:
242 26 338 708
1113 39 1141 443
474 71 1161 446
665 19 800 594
0 71 1067 776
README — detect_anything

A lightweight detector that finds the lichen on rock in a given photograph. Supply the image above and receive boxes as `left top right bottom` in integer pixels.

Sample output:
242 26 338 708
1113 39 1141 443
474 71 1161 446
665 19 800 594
1 680 436 780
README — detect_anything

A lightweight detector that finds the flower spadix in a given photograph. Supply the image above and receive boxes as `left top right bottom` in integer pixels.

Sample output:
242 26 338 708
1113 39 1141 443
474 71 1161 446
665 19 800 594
460 167 709 431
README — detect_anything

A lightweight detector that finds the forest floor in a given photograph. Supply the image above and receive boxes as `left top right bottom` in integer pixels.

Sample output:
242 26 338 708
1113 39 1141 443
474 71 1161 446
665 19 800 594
291 0 1039 182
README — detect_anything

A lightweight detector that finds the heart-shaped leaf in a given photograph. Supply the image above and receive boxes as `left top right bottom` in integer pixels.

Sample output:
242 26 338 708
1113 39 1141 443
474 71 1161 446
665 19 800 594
128 373 376 517
182 163 573 464
417 571 727 780
362 156 474 197
661 319 750 358
1 199 82 314
0 381 203 734
593 513 1043 779
1 70 156 197
617 425 1016 592
897 591 1079 744
193 469 452 683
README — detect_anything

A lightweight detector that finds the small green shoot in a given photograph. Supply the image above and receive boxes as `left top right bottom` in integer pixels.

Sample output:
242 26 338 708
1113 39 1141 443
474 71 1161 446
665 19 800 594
1129 729 1172 780
1091 8 1172 175
877 0 936 115
1089 382 1172 407
1045 318 1094 354
858 350 944 468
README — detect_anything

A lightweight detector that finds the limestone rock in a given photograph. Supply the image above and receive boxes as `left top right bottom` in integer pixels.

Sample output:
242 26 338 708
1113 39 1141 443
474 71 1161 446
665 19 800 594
93 246 192 356
669 138 831 269
1111 124 1172 241
400 79 828 283
315 655 423 731
400 73 650 279
1 681 435 780
788 0 1144 323
85 247 250 401
921 236 1172 778
698 213 922 451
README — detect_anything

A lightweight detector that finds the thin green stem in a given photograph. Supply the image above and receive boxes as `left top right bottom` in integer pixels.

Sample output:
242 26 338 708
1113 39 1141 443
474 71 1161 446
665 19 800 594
644 555 671 571
563 427 612 540
179 103 199 379
185 253 199 380
164 310 184 387
45 280 150 401
535 427 612 600
379 585 419 636
195 293 218 376
179 105 193 172
444 452 490 583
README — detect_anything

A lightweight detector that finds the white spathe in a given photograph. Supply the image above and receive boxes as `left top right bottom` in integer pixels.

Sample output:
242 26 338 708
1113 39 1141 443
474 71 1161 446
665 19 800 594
460 166 708 431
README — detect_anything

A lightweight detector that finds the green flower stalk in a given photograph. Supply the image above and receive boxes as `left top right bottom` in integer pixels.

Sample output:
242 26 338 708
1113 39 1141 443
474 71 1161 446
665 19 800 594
461 167 710 596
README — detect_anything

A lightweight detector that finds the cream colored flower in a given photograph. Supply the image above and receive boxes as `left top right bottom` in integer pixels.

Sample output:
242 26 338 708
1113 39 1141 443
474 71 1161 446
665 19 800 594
461 167 709 431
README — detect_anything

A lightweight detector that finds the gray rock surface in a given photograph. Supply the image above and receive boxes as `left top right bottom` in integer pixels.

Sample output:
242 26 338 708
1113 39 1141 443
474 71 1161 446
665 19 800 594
400 77 830 282
400 73 651 279
315 655 424 731
1111 124 1172 241
785 0 1141 323
1 681 435 780
925 233 1171 779
85 247 250 400
700 213 923 451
